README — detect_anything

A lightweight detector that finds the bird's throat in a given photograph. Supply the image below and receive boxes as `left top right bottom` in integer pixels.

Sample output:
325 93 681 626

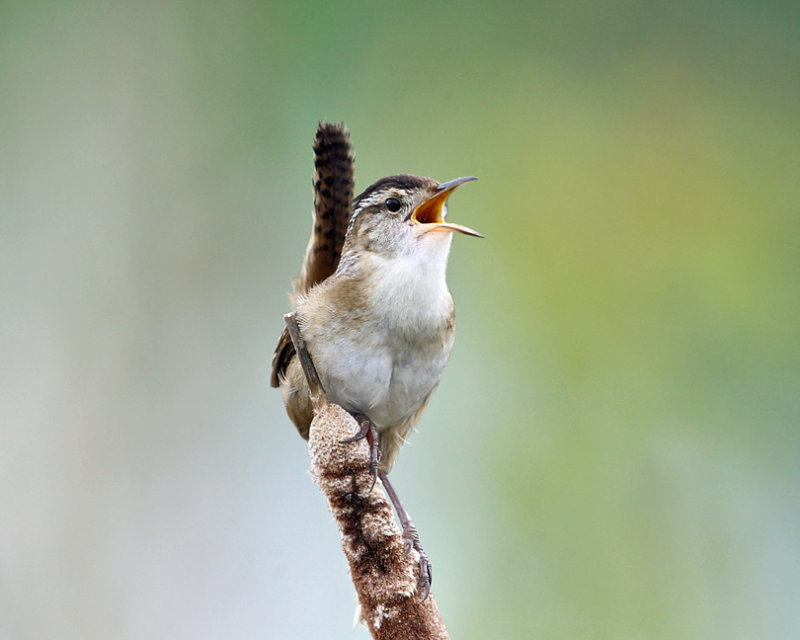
363 236 454 328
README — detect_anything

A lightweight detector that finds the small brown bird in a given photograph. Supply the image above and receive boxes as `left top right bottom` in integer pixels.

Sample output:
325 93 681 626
271 122 481 598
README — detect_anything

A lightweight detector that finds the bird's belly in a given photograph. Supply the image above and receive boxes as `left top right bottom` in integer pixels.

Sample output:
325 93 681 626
314 335 450 429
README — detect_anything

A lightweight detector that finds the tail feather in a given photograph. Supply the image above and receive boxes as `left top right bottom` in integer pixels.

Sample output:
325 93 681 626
271 122 354 388
295 122 354 294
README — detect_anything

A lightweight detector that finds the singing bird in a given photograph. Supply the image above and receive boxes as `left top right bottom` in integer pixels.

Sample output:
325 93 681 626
271 122 481 597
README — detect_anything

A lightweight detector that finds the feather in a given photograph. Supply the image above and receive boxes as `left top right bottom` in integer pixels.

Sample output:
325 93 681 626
296 122 354 293
271 122 354 388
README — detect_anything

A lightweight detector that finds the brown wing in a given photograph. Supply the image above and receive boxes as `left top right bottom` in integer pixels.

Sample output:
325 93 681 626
270 122 355 388
270 329 295 388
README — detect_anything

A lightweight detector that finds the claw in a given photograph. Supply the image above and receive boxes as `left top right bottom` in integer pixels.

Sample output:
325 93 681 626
418 555 432 602
401 523 417 556
340 421 370 444
341 413 381 491
401 521 431 599
369 464 378 491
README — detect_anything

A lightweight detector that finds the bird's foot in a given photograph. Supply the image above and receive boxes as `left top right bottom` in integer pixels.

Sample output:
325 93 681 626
341 413 381 490
401 520 433 601
379 470 433 601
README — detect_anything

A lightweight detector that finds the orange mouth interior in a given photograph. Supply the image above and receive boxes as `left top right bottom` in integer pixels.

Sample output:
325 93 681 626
411 190 449 225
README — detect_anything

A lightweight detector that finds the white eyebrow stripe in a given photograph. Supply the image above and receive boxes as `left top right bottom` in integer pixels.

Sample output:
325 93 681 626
346 186 415 237
346 190 392 233
359 191 389 208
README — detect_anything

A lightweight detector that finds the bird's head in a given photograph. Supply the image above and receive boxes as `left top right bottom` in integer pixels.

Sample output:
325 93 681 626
339 174 482 266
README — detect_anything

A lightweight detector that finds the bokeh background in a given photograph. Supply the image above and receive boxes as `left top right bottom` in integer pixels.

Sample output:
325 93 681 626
2 1 799 638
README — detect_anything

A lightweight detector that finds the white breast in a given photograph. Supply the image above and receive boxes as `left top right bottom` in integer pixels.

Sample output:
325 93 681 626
299 234 455 429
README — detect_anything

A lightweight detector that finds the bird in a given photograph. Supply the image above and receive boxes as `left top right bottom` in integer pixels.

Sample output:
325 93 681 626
271 122 481 598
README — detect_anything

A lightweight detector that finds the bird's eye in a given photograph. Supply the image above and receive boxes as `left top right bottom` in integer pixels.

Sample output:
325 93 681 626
384 197 402 212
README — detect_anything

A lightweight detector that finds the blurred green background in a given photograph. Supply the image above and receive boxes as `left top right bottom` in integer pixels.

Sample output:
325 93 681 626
2 1 798 638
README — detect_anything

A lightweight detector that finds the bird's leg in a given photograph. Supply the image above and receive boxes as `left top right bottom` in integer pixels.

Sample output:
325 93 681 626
341 413 381 489
283 313 325 407
378 470 432 601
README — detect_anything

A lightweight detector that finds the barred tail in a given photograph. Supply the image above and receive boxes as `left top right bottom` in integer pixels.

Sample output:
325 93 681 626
294 122 355 294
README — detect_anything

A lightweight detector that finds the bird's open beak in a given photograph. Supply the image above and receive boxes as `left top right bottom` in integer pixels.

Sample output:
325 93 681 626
411 176 484 238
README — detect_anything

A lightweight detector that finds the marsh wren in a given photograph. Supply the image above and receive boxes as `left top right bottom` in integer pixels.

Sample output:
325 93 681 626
271 123 481 598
